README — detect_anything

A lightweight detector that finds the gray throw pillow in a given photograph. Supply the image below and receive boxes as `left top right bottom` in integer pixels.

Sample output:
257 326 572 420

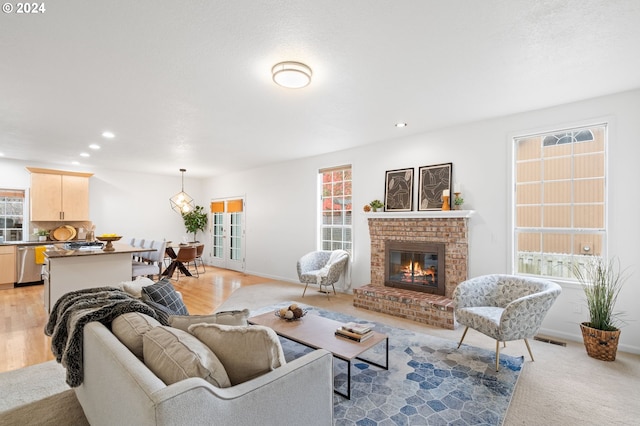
141 278 188 315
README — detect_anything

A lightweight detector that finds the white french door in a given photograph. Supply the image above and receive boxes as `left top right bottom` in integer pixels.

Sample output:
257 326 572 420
210 197 245 272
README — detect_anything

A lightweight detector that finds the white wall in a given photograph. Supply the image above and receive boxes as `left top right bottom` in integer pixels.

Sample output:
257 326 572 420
2 90 638 354
204 89 640 354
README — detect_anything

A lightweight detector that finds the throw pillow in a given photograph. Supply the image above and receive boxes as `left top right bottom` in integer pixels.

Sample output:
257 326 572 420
143 326 230 388
188 323 286 386
112 312 161 359
120 277 155 298
141 278 189 315
168 309 250 332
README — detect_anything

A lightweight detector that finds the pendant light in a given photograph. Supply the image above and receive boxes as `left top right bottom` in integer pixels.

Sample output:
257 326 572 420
169 168 195 214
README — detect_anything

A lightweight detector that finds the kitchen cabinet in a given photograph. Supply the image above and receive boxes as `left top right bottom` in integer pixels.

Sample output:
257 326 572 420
27 167 93 221
0 245 16 288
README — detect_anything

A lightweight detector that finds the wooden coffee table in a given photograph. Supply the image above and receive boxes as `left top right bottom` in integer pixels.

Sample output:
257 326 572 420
248 311 388 399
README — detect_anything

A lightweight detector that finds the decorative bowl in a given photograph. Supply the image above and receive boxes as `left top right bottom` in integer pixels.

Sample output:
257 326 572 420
95 235 122 251
274 308 307 321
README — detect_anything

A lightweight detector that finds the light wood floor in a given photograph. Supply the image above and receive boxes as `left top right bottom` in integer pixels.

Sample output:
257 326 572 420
0 268 272 374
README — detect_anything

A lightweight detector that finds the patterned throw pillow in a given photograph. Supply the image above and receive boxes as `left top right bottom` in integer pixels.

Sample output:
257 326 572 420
141 278 189 316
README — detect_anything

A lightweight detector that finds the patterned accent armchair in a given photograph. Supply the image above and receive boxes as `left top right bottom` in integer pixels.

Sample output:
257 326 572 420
453 274 561 371
297 250 349 299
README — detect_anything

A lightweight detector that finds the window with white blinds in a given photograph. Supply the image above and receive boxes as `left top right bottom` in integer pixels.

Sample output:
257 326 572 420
513 124 607 279
319 165 352 254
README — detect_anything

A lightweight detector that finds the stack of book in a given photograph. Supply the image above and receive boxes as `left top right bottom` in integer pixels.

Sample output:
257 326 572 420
335 322 374 342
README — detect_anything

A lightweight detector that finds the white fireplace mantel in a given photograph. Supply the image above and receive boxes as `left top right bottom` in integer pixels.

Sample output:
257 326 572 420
364 210 475 219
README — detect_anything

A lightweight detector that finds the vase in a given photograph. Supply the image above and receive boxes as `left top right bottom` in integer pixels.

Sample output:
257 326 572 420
580 322 620 361
38 236 46 241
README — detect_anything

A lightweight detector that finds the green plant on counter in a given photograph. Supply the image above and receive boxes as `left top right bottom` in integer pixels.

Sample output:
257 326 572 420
182 205 208 242
34 229 49 236
454 196 464 206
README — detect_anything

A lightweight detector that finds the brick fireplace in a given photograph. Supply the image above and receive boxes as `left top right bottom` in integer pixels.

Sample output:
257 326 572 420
353 211 473 329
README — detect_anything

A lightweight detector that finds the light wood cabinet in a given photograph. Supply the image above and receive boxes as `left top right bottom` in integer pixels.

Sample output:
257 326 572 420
0 245 16 287
27 168 93 221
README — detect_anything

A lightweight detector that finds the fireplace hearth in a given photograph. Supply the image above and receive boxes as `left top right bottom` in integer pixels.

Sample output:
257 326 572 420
385 241 445 295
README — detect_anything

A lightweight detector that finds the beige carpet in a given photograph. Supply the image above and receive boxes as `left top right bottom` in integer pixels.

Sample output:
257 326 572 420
0 360 88 426
219 281 640 426
3 281 638 425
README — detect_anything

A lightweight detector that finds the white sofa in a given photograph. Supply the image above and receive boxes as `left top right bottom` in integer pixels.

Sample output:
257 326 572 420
75 321 334 426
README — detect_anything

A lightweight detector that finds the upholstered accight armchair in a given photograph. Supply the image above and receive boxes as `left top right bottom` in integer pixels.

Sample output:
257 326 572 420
297 250 349 299
453 274 561 371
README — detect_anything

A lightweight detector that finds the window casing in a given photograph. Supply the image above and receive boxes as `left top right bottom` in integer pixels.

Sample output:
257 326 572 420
319 166 352 254
0 189 25 242
513 124 606 279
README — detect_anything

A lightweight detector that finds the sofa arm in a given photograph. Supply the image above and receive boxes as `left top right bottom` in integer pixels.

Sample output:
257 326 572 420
152 349 334 426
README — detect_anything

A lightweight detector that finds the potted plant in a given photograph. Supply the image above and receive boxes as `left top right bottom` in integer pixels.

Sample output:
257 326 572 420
369 199 384 212
573 256 628 361
182 205 208 242
454 196 464 210
34 229 49 241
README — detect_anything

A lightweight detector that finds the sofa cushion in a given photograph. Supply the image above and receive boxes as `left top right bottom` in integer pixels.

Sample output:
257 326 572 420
168 309 250 332
112 312 161 358
141 278 188 315
143 326 230 388
119 277 155 298
189 323 285 386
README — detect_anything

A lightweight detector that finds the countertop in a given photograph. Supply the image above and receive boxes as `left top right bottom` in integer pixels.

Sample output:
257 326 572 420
44 243 152 258
1 240 87 246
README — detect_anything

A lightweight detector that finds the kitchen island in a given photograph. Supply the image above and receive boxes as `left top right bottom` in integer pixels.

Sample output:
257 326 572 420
43 242 151 313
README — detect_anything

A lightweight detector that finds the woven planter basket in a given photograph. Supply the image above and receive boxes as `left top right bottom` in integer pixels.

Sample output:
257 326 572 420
580 322 621 361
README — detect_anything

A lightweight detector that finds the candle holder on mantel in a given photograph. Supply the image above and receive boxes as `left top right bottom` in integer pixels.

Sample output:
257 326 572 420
441 195 450 211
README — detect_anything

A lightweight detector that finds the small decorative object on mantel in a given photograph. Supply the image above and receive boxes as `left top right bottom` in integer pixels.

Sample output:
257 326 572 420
454 195 464 210
573 256 628 361
363 204 371 212
441 189 450 211
369 199 384 212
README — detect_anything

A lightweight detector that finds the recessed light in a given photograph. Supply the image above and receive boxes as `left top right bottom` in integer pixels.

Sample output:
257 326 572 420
80 152 90 157
0 152 4 157
395 122 407 128
102 131 115 139
71 161 80 165
89 144 101 150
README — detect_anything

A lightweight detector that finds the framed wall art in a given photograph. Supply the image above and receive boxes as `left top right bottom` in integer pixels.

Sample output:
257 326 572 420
418 163 452 211
384 168 414 211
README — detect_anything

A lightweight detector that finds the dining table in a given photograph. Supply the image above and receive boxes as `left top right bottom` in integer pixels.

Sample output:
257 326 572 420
161 242 197 278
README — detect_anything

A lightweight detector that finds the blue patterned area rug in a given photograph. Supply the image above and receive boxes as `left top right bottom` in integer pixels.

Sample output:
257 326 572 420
253 303 523 426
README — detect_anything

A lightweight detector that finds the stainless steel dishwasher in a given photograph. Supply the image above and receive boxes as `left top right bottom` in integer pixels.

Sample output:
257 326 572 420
16 245 44 286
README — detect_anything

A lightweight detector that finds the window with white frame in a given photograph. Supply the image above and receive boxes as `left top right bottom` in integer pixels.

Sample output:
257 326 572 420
0 189 25 242
513 124 606 279
319 165 352 253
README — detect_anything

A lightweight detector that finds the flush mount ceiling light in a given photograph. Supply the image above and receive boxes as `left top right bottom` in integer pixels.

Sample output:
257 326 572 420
169 168 195 214
272 61 312 89
395 122 407 128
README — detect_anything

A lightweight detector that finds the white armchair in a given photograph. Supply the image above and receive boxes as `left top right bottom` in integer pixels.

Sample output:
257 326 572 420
297 250 349 299
453 274 561 371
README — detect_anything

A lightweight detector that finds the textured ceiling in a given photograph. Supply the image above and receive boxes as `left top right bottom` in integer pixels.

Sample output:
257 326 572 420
1 0 639 177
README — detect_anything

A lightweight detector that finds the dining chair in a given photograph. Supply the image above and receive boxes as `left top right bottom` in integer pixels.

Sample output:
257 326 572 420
174 245 199 280
132 240 167 280
194 243 205 273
